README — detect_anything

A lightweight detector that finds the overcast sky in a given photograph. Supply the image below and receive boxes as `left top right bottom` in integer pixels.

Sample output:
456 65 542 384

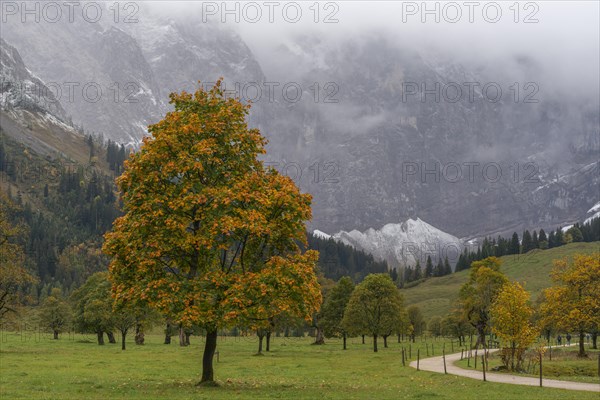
143 1 599 99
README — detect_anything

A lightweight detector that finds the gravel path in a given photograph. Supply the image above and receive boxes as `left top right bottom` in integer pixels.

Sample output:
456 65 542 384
409 349 600 393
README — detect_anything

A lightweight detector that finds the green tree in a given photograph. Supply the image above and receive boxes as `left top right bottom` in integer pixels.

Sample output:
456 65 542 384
425 256 434 277
103 82 321 385
341 274 405 352
428 316 443 337
521 230 533 253
39 288 72 339
320 276 355 350
71 272 114 345
457 257 508 348
566 226 583 242
407 305 424 342
509 232 520 255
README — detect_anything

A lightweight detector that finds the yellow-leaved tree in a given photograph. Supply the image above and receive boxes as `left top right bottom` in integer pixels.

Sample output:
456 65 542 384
540 253 600 357
490 281 538 371
103 81 322 385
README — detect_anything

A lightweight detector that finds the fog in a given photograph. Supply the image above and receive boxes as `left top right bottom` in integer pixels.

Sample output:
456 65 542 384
144 1 599 101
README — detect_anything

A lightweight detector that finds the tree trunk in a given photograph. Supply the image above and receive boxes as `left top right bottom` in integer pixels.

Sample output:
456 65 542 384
179 326 187 347
97 331 104 345
383 335 388 348
199 329 218 385
343 333 347 350
592 332 597 349
53 330 58 340
362 335 365 344
107 331 116 344
313 326 325 345
164 323 172 344
266 331 271 352
185 331 191 346
121 330 127 350
135 323 145 345
373 334 378 352
257 334 264 354
578 330 586 357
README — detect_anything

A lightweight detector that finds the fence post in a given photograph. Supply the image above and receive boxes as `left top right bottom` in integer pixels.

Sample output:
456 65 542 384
482 355 486 381
417 349 420 371
539 352 543 387
402 347 405 366
443 349 447 374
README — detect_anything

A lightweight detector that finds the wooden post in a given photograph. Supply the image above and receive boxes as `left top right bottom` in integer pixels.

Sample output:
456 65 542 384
539 352 543 387
467 348 471 367
402 347 405 366
443 349 447 374
549 344 552 361
482 355 486 381
409 344 412 359
417 349 420 371
461 349 464 360
432 343 434 356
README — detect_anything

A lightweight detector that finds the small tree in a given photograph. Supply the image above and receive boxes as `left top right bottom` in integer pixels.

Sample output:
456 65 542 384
39 288 72 339
490 282 538 371
428 316 443 337
320 276 355 349
457 257 508 349
540 253 600 357
71 272 114 345
407 305 424 342
342 274 405 352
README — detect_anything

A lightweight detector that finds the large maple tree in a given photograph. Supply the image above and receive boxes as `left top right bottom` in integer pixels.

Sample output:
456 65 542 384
103 82 321 384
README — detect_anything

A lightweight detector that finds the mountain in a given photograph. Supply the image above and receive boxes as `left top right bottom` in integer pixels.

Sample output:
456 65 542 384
320 218 463 269
2 11 598 240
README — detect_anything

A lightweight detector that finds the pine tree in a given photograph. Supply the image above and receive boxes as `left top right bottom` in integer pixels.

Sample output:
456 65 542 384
521 230 533 253
532 230 539 249
444 256 452 275
510 232 520 255
425 256 434 278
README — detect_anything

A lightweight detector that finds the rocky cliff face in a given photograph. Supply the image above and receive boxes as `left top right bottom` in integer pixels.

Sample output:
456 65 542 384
2 11 598 240
0 38 68 121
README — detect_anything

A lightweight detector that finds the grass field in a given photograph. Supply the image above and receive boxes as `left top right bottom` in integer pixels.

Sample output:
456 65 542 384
1 331 597 399
401 242 600 319
454 346 600 384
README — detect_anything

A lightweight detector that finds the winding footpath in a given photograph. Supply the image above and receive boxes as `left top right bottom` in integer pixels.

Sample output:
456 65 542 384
409 349 600 393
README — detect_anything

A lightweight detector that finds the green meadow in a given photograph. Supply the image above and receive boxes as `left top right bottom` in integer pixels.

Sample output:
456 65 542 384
0 332 596 400
401 242 600 319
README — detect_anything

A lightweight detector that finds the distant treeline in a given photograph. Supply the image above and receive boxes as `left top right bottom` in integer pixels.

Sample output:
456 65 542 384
455 218 600 272
306 234 388 282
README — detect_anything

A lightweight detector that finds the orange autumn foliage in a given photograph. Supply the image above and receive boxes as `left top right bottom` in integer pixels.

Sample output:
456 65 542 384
103 81 321 333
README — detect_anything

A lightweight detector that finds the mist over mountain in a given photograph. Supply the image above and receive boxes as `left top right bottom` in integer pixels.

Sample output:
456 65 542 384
1 2 598 241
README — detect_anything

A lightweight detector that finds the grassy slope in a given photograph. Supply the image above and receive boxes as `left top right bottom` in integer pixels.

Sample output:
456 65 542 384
401 242 600 319
1 332 596 400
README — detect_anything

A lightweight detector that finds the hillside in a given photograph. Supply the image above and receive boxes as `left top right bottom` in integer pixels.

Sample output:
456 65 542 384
401 241 600 319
